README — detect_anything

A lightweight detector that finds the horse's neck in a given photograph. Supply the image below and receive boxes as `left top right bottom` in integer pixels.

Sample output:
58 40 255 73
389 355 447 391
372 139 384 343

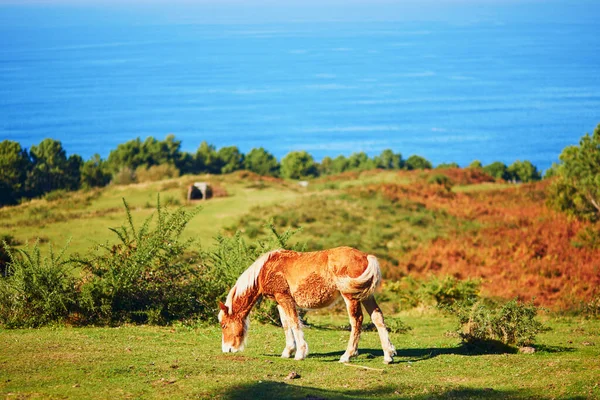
231 284 261 318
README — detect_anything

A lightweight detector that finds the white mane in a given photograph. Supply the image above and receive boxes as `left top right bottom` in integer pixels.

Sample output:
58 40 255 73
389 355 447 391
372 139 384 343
224 250 277 309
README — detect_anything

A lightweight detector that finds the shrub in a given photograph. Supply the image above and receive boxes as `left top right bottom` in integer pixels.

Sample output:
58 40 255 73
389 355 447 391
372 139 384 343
452 299 547 346
77 197 204 324
135 163 180 183
0 240 77 328
111 166 136 185
572 225 600 249
427 174 454 192
43 189 69 202
581 296 600 319
380 276 480 312
405 155 432 170
420 275 480 308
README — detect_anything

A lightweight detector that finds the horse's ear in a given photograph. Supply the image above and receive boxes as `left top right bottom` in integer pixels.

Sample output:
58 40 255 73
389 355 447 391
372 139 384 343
219 301 229 315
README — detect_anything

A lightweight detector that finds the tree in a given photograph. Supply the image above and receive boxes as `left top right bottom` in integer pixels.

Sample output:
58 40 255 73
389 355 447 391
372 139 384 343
280 151 318 180
468 160 483 169
81 154 111 188
507 160 541 183
331 155 350 174
375 149 403 170
436 162 459 169
548 123 600 221
244 147 280 177
347 152 375 171
483 161 509 180
195 141 222 174
26 139 81 196
106 138 145 174
0 140 31 206
218 146 244 174
106 135 184 175
405 155 432 170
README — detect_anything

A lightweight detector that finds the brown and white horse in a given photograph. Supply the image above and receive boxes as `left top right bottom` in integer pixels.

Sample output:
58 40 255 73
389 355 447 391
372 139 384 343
218 246 397 364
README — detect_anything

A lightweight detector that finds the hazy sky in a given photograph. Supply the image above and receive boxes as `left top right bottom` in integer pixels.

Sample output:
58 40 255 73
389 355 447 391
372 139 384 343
0 0 598 25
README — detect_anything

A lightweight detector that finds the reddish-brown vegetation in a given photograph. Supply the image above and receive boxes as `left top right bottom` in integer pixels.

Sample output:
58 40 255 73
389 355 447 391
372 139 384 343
371 180 599 310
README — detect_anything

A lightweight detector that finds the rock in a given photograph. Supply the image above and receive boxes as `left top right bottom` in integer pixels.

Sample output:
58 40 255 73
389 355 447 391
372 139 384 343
285 371 300 380
519 346 536 354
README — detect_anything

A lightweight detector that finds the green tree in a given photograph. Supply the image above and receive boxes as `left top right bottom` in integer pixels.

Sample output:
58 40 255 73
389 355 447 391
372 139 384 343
81 154 112 188
405 155 432 170
507 160 541 183
218 146 244 174
195 141 222 174
0 140 31 206
436 162 460 169
280 151 318 180
468 160 483 169
244 147 280 177
375 149 403 169
142 135 182 167
331 155 350 174
26 139 81 196
106 135 183 175
483 161 510 180
347 152 375 171
106 137 146 174
548 124 600 221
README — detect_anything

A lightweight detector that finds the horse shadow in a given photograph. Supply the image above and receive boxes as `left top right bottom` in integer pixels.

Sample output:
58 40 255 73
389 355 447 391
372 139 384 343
304 340 574 363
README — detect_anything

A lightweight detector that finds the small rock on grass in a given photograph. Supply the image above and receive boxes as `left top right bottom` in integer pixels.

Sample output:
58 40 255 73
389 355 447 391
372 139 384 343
519 346 536 354
285 371 300 380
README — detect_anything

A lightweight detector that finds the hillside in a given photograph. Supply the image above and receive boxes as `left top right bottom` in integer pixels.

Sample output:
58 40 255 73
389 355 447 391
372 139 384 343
2 168 598 311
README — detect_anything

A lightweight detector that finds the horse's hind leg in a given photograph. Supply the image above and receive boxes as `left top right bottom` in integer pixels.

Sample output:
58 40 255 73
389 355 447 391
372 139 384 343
339 294 363 363
362 295 396 364
275 293 308 360
277 304 296 358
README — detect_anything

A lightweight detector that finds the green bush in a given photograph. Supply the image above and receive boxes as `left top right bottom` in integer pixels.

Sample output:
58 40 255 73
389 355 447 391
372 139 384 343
77 197 204 324
135 163 180 183
381 276 480 312
452 299 547 346
581 296 600 319
427 174 454 190
421 275 480 308
43 189 69 202
0 240 77 328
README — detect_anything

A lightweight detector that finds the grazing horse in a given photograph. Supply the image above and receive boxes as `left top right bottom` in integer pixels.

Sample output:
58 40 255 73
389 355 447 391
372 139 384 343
218 246 397 364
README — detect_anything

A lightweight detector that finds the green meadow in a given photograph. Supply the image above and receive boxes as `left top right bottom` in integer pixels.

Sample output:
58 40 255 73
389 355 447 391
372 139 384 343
1 170 599 399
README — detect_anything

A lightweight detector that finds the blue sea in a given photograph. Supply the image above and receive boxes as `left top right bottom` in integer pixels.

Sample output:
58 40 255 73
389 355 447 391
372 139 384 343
1 3 600 172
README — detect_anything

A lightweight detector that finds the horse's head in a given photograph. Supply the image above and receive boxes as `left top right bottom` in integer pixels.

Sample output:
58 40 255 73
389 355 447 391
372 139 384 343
218 301 248 353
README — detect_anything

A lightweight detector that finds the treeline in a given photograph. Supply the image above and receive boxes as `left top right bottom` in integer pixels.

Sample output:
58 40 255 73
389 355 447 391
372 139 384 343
1 134 542 207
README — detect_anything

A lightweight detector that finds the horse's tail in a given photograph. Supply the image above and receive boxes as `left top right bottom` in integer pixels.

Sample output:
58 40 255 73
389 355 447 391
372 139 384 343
336 254 382 300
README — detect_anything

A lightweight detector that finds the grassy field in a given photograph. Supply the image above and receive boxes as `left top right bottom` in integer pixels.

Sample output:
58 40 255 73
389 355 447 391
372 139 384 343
0 172 305 255
1 169 599 399
1 311 599 399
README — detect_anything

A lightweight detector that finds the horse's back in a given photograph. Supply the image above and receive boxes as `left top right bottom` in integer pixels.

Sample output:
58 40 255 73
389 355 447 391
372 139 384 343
325 246 370 278
262 247 376 309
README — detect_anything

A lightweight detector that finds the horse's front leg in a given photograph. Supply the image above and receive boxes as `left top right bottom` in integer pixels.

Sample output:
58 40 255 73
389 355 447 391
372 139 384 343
275 293 308 360
277 304 296 358
339 294 363 363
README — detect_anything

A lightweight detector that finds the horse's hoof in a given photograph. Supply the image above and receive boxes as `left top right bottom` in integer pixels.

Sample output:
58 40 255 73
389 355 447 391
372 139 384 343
383 357 393 364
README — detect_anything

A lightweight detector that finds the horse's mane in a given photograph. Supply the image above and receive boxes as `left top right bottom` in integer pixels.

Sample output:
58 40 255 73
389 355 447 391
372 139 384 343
224 250 278 309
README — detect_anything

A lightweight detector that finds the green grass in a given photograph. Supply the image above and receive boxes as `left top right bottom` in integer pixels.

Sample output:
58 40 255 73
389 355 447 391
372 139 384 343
1 174 304 255
1 311 598 399
1 171 597 399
